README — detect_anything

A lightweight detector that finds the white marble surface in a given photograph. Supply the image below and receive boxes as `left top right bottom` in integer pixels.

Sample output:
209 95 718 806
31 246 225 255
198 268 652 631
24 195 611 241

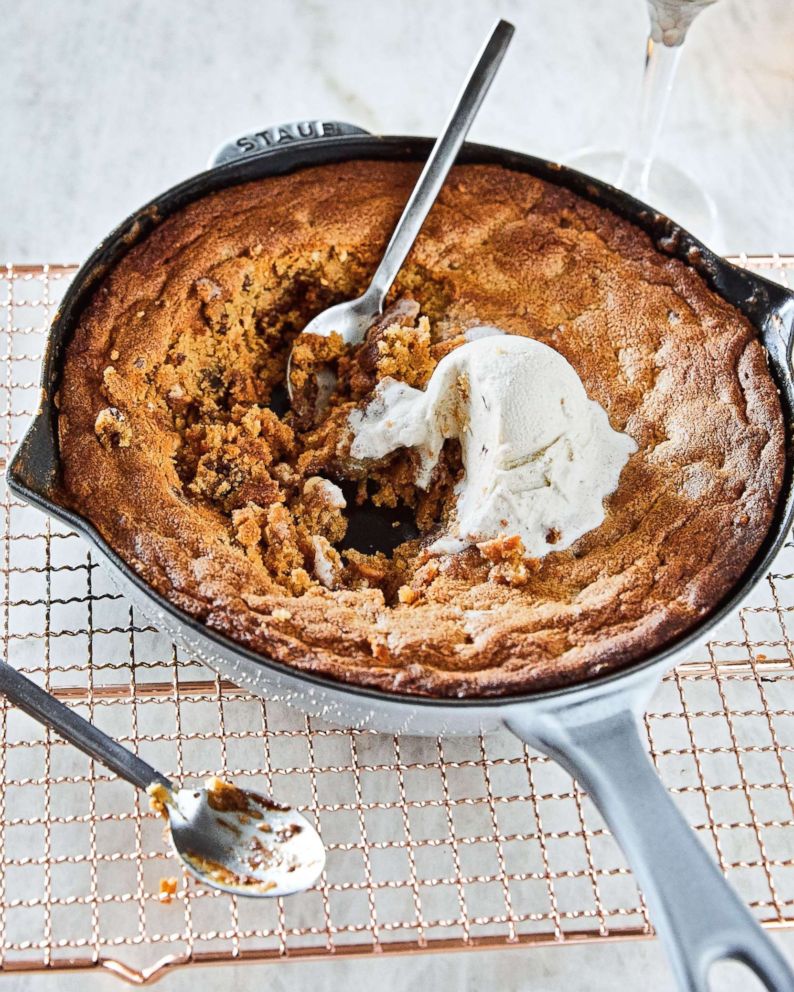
3 1 794 990
3 0 794 262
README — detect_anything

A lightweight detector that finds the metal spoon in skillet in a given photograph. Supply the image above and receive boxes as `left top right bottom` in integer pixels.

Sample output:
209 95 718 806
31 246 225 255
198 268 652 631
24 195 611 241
0 662 324 898
286 17 514 410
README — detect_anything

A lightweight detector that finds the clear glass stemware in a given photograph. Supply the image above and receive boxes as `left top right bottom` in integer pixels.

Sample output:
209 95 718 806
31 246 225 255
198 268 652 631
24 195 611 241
567 0 721 246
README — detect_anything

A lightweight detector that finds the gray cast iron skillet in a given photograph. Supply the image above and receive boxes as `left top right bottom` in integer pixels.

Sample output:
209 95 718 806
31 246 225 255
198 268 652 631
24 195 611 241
8 120 794 991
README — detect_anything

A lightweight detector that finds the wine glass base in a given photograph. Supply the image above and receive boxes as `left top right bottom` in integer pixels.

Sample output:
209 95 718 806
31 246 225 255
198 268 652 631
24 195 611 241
564 148 721 251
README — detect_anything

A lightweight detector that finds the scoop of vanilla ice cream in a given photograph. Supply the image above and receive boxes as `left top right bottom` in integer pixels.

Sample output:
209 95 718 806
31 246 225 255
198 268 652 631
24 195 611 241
348 332 637 558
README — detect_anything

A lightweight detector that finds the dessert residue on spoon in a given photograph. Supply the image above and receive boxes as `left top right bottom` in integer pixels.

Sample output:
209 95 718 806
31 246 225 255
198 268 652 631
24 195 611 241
147 776 325 897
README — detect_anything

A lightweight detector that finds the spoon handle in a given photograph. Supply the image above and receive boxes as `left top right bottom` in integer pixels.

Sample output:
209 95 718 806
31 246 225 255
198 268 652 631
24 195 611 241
367 18 514 305
0 661 171 793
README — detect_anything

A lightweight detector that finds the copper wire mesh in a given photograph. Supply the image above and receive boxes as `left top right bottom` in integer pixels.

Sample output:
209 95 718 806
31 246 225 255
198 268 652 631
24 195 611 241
1 258 794 985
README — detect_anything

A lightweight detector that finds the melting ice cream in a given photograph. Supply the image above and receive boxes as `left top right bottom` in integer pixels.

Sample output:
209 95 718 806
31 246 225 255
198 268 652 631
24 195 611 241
348 332 637 558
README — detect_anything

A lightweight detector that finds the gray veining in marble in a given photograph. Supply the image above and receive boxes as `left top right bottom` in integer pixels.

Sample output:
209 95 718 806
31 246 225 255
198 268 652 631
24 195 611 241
2 0 793 263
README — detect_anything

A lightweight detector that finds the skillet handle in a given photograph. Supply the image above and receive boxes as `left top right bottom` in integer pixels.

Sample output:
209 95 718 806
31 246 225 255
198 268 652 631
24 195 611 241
506 693 794 992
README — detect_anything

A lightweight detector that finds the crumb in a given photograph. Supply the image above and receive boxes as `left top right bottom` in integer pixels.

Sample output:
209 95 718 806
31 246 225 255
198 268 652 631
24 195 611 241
231 503 267 564
398 585 420 605
398 557 441 606
344 299 436 397
374 315 435 387
344 549 393 589
146 781 172 818
94 407 132 449
158 876 178 903
311 535 343 589
299 477 347 544
477 535 539 587
195 277 222 302
261 505 311 594
288 330 348 423
271 607 292 621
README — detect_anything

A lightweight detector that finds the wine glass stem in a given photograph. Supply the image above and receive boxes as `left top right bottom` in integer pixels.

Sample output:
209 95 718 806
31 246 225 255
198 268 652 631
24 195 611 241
617 36 683 199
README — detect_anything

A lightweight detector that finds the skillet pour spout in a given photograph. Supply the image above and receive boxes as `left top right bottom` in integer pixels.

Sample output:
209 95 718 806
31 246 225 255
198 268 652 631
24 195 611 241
7 121 794 990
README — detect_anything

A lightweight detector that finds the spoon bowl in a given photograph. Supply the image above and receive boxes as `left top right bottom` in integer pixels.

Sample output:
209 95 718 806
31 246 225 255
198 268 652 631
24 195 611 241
296 293 379 348
160 781 325 898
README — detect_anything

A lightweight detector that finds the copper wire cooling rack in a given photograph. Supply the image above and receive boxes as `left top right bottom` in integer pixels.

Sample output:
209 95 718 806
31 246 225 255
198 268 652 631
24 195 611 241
1 258 794 985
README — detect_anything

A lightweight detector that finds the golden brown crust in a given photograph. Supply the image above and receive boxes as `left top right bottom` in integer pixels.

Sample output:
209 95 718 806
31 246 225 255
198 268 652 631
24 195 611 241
58 161 785 697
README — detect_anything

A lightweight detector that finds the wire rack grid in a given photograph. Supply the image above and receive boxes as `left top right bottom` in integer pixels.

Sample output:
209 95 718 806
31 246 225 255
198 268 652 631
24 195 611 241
1 258 794 985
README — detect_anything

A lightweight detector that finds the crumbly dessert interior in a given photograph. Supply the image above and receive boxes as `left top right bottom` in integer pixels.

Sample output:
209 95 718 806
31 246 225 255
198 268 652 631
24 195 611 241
169 294 474 602
57 161 785 697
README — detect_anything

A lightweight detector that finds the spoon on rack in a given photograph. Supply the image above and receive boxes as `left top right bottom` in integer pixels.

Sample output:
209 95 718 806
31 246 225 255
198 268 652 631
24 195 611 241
286 17 514 410
0 662 325 898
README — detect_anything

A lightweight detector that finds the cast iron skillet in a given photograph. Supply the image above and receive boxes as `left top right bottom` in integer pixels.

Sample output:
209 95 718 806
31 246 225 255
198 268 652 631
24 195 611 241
8 120 794 990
